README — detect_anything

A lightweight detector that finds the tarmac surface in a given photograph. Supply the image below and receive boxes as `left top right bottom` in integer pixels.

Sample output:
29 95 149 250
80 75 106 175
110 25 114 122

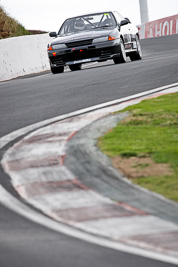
1 87 178 265
0 35 178 267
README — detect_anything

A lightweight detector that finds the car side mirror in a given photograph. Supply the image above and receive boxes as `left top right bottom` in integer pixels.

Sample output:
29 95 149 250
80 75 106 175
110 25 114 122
125 18 131 23
49 32 57 37
120 19 129 26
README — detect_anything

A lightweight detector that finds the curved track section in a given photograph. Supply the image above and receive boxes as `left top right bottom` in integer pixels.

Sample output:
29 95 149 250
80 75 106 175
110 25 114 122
1 86 178 265
0 35 178 267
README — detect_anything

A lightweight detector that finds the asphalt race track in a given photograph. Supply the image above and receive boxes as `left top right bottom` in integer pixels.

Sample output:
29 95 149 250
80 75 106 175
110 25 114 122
0 34 178 267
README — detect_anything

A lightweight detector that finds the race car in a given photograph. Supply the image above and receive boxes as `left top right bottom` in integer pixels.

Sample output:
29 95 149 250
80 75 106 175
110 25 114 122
48 11 142 74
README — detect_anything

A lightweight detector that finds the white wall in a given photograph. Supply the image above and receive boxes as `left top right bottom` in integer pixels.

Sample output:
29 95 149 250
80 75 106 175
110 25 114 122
0 33 51 81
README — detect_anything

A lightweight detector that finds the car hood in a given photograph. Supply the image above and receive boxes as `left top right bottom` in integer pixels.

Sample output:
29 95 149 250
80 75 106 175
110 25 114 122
51 27 117 45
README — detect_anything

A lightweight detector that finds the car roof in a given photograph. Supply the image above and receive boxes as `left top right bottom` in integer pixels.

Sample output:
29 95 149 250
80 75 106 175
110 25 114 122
65 11 116 20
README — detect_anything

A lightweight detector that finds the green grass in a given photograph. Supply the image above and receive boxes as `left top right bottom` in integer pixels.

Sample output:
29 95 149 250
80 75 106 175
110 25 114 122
134 175 178 202
0 6 31 39
98 93 178 202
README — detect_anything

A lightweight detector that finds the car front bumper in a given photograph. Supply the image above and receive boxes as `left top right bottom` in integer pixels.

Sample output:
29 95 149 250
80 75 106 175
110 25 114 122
48 40 121 67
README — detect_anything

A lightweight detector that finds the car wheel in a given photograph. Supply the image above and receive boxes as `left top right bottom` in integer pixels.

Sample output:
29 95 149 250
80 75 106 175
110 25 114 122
113 39 127 64
129 35 142 61
51 66 64 74
69 64 82 71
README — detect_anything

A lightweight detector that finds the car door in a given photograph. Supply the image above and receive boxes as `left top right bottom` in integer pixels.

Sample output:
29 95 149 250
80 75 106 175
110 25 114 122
113 11 131 44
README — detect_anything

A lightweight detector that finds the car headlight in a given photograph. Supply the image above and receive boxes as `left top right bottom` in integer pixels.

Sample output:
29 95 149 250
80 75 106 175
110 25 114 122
51 44 66 50
92 36 108 43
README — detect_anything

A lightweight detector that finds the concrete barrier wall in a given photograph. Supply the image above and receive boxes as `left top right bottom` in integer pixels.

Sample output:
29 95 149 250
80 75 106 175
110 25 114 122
0 33 51 81
140 14 178 39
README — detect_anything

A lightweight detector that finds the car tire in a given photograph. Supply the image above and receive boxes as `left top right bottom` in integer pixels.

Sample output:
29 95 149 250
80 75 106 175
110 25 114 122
113 39 127 64
69 64 82 71
129 35 142 61
51 66 64 74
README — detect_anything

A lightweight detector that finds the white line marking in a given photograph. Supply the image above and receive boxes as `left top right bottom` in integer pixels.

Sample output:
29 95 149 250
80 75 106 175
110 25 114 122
1 82 178 150
6 166 75 187
0 185 178 264
0 84 178 264
27 190 112 212
76 216 178 239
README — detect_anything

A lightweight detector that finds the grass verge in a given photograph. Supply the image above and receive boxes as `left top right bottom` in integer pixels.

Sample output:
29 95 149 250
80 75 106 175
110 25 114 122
0 6 31 39
98 92 178 202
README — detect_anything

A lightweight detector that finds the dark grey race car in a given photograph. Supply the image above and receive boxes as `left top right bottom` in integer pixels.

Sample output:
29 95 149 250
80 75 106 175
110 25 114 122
48 11 142 74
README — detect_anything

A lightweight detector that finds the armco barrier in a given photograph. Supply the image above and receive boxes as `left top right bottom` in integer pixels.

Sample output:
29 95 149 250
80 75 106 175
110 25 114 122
0 33 51 81
140 14 178 39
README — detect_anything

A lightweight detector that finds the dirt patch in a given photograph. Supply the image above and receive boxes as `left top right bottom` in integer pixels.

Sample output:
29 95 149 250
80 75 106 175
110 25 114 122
111 156 173 179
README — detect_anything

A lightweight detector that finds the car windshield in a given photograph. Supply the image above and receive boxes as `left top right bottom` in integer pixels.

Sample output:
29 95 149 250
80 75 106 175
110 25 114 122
59 12 116 35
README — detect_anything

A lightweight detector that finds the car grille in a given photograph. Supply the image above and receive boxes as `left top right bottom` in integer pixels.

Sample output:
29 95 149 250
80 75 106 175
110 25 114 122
51 57 64 65
66 39 93 48
100 49 112 59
